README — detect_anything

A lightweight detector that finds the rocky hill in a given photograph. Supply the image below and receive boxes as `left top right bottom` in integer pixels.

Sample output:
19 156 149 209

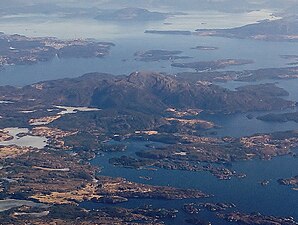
1 71 293 115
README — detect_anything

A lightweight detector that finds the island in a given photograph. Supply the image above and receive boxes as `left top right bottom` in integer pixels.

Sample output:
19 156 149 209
218 212 297 225
257 112 298 123
177 66 298 82
0 203 176 224
134 50 191 61
281 55 298 65
280 55 298 61
0 71 293 117
191 46 219 51
278 175 298 190
145 30 192 35
183 202 236 214
145 17 298 42
195 16 298 42
95 8 170 22
109 128 298 180
0 33 114 68
171 59 254 71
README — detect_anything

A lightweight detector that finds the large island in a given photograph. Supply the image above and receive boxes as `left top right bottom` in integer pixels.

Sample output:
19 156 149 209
0 33 114 68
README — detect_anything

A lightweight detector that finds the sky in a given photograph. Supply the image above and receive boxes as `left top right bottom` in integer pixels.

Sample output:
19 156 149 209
1 0 297 12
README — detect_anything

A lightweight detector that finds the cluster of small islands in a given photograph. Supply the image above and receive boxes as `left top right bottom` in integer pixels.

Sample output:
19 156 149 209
0 4 298 225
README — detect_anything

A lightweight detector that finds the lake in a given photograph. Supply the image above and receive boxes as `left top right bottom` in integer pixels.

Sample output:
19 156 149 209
0 127 47 149
0 199 44 212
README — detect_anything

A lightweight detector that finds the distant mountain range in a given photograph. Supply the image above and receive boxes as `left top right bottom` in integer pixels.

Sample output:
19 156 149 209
95 8 170 22
195 16 298 42
147 16 298 42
